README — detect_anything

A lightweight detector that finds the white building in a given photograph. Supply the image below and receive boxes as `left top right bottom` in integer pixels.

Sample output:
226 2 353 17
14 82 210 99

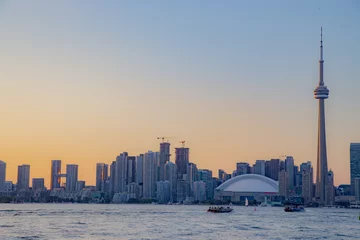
143 151 158 199
0 160 6 192
194 181 206 202
156 181 171 204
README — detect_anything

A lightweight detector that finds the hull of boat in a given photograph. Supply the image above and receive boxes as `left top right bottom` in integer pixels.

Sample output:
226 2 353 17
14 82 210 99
208 209 233 213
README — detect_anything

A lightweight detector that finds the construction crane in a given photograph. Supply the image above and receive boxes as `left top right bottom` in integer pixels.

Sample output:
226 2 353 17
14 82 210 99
179 140 186 148
157 137 175 143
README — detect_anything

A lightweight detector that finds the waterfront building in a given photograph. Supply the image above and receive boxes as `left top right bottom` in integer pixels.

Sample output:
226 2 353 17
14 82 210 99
156 181 171 204
218 169 225 182
165 161 177 202
265 159 280 181
194 181 206 202
176 179 187 202
4 181 14 192
50 160 61 190
66 164 78 192
159 142 170 181
175 147 189 177
326 170 335 205
143 151 158 199
187 163 198 197
355 178 360 201
314 28 330 205
115 152 128 193
285 156 295 192
17 164 30 191
0 160 6 192
302 166 313 204
110 161 116 194
278 169 288 198
253 160 266 176
127 156 136 184
32 178 45 191
198 169 212 182
76 181 85 191
350 143 360 194
136 154 144 185
96 163 108 192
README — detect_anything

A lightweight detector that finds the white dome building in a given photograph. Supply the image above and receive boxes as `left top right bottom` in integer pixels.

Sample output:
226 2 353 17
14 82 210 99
214 174 279 202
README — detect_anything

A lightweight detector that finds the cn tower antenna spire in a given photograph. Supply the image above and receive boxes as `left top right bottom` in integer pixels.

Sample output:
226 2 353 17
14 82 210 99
320 27 323 61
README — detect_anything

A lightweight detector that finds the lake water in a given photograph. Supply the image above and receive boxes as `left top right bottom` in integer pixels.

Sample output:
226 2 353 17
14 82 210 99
0 204 359 239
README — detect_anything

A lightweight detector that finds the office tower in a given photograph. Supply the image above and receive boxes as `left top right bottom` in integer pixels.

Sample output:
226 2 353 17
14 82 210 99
110 161 116 193
236 162 250 175
218 169 225 182
159 142 170 182
96 163 108 191
279 160 285 171
293 166 299 186
278 170 288 198
66 164 78 192
32 178 45 191
115 152 128 193
314 28 330 205
17 165 30 191
206 178 218 200
198 169 212 182
50 160 61 190
127 156 136 184
156 181 171 204
176 179 187 202
194 181 206 202
143 151 158 199
302 165 313 204
265 159 280 181
175 147 189 176
285 156 295 192
326 170 334 205
0 160 6 192
165 161 177 201
76 180 85 191
355 178 360 201
253 160 266 176
136 155 144 184
187 163 198 197
350 143 360 194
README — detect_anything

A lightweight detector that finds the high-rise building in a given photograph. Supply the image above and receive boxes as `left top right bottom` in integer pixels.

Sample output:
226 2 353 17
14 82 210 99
198 169 212 182
278 169 288 198
350 143 360 194
302 165 313 204
17 165 30 191
236 162 250 175
50 160 61 190
143 151 158 199
218 169 225 182
4 181 14 192
76 180 85 192
136 155 144 185
0 160 6 192
127 156 136 184
66 164 78 192
165 161 177 202
176 179 187 202
326 170 335 205
175 147 189 177
32 178 45 191
115 152 128 193
355 178 360 201
110 161 116 194
194 181 206 202
265 159 280 181
96 163 108 192
293 166 299 186
314 28 330 205
156 181 171 204
285 156 295 192
253 160 266 176
187 163 198 197
159 142 170 181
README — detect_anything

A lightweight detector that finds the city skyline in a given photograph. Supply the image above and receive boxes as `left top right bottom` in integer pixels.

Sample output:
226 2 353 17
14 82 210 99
1 2 360 187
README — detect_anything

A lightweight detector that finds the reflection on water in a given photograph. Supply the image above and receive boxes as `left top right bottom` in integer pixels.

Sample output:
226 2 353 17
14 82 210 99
0 204 359 240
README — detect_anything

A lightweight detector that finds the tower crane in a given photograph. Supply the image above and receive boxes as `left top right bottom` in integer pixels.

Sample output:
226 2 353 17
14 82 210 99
157 137 175 143
179 140 186 148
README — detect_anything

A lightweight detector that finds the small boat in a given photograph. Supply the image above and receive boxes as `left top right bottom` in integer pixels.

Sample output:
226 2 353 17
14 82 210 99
245 197 249 207
284 205 305 212
207 206 233 213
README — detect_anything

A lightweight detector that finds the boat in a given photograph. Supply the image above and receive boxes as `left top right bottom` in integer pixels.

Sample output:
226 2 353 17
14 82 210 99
207 206 233 213
245 197 249 207
284 205 305 212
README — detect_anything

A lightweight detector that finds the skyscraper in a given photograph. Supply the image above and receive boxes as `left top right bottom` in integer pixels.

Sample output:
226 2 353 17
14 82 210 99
110 161 116 194
350 143 360 194
143 151 158 199
355 178 360 201
115 152 128 193
96 163 108 191
165 161 177 201
159 142 170 181
285 156 295 192
302 164 313 204
253 160 266 176
127 156 136 184
0 160 6 192
136 154 144 185
278 169 288 198
326 170 335 205
17 165 30 191
50 160 61 190
175 147 189 177
265 159 280 181
314 28 330 205
66 164 78 192
187 163 198 197
236 162 250 175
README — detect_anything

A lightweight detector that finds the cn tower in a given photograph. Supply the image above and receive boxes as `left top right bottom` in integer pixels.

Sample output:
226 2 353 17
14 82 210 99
314 27 329 205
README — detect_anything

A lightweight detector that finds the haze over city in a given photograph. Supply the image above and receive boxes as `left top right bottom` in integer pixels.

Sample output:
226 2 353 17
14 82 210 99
1 1 359 187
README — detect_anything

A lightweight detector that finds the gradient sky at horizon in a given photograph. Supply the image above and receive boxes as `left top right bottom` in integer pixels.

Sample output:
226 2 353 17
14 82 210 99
0 1 359 187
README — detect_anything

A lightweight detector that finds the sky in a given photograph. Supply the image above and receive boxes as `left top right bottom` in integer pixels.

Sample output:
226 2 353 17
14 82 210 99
0 1 359 187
